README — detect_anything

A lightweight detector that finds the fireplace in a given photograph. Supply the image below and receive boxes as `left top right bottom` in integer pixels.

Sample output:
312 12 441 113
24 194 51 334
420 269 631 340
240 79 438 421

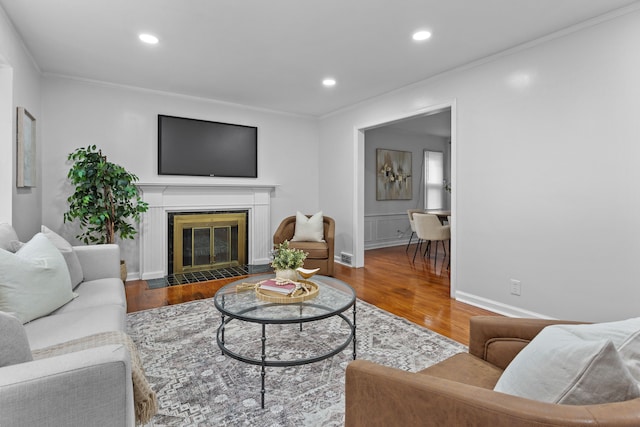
137 183 275 280
168 211 248 274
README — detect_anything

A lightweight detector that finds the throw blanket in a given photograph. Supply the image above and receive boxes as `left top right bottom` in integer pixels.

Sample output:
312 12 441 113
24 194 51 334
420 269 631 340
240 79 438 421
32 331 158 425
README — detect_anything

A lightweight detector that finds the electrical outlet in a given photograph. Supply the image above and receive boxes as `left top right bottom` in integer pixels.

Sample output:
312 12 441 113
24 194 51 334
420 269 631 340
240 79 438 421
510 279 521 296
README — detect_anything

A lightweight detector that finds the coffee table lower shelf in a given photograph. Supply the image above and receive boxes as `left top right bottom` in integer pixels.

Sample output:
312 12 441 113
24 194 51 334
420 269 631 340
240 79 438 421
216 306 356 409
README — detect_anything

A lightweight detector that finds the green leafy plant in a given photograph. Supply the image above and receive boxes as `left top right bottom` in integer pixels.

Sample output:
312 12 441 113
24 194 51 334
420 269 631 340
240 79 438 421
271 240 307 270
64 145 149 244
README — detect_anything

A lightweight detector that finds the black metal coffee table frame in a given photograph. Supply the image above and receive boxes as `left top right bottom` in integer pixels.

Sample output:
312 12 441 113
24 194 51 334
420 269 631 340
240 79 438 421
214 276 357 409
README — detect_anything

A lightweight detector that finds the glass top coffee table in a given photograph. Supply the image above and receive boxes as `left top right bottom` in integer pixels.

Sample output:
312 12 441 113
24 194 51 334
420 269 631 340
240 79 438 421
214 274 357 408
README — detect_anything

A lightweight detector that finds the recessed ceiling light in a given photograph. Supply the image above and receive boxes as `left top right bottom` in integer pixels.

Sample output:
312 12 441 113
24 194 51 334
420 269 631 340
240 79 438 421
139 33 159 45
412 30 432 41
322 78 336 87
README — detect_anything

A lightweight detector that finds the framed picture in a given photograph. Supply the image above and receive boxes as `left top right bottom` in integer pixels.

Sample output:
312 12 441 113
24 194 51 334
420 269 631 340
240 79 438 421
376 149 412 200
17 107 36 188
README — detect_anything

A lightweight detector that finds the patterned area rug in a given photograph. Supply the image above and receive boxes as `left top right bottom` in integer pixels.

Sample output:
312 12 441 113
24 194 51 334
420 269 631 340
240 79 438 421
127 297 465 426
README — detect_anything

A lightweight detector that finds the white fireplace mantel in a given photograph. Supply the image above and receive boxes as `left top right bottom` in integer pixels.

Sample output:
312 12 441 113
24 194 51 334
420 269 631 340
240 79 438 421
137 183 277 280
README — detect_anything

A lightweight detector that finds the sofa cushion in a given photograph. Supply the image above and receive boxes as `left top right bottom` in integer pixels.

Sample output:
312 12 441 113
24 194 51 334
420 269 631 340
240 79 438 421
494 322 640 405
41 225 84 289
419 353 503 390
0 311 33 367
0 222 20 252
53 278 126 314
288 240 328 259
0 233 75 323
24 304 126 350
292 211 324 242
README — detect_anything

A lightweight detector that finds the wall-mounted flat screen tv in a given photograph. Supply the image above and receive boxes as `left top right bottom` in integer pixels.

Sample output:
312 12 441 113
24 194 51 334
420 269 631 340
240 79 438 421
158 115 258 178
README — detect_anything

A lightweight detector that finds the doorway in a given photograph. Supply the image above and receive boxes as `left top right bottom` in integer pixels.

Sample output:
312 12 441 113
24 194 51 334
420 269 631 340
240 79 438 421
354 101 456 296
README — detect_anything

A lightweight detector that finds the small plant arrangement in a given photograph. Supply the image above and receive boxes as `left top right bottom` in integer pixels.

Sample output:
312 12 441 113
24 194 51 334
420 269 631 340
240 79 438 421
271 240 307 271
64 145 148 244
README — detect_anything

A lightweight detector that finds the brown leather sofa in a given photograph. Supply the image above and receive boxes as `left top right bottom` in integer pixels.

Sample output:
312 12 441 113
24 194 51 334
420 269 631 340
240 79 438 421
346 316 640 426
273 215 335 276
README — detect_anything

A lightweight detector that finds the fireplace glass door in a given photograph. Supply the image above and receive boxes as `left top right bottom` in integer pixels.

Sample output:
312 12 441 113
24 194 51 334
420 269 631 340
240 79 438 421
173 213 246 274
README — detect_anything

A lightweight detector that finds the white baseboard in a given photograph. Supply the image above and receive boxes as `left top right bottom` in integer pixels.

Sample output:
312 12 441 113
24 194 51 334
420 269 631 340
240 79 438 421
364 240 409 250
455 291 554 319
127 270 142 281
140 270 164 281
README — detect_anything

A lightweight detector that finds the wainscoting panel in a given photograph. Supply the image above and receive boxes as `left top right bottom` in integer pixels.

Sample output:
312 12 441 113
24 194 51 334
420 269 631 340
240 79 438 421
364 213 411 250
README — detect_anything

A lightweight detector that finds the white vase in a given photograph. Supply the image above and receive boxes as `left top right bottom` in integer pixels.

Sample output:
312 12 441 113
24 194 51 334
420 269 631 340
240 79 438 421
275 269 299 281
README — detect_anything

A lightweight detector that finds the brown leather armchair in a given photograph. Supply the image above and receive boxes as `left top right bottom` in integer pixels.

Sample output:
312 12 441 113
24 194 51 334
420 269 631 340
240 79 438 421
346 316 640 426
273 215 335 276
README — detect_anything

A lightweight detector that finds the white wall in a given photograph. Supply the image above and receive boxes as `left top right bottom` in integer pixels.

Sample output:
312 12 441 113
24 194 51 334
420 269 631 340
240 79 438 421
319 8 640 321
0 7 42 237
41 76 319 274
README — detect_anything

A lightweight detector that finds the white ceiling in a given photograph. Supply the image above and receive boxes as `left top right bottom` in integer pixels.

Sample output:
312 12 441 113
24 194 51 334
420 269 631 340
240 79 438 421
1 0 638 117
388 110 452 138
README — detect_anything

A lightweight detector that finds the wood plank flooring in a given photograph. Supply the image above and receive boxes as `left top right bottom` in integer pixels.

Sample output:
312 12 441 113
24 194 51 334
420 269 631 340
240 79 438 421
125 244 498 346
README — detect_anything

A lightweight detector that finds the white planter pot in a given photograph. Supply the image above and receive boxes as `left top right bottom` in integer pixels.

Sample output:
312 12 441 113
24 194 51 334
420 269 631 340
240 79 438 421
275 269 298 281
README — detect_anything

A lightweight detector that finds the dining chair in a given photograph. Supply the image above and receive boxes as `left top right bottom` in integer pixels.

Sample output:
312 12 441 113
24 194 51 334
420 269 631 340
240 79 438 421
412 213 450 263
405 209 424 252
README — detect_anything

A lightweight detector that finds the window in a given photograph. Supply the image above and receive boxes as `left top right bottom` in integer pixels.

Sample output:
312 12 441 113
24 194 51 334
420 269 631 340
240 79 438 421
424 150 444 209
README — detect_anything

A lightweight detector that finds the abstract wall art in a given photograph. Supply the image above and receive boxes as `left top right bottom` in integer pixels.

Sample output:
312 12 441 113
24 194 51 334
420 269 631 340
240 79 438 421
17 107 36 188
376 148 412 200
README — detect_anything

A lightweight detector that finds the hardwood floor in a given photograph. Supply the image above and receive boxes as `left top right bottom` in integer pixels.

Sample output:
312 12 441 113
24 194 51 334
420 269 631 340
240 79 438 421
125 244 498 346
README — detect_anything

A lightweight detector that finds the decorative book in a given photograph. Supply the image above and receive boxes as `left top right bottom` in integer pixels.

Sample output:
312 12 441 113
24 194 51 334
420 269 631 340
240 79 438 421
258 279 298 295
254 278 319 303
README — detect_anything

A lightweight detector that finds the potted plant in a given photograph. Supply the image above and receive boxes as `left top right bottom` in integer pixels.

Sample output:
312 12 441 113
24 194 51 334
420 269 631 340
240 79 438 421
271 240 307 281
64 145 149 281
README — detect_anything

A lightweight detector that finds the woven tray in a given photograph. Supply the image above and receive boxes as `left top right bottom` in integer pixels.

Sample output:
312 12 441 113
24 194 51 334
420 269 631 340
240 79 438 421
255 279 319 304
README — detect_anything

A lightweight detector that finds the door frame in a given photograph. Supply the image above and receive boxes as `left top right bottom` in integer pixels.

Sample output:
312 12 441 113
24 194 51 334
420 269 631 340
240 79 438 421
353 100 457 297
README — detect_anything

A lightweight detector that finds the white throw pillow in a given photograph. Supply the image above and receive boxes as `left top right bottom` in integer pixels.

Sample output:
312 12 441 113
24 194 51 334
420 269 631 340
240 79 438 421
0 233 75 323
494 323 640 405
0 222 20 252
291 211 324 242
548 318 640 383
41 225 84 289
0 311 33 367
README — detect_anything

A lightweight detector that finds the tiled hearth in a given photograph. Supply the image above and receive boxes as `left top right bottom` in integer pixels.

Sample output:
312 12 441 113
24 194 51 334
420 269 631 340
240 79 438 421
146 264 273 289
137 183 276 280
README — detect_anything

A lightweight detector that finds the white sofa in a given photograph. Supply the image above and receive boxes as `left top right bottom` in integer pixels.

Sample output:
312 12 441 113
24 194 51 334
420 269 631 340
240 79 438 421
0 243 135 426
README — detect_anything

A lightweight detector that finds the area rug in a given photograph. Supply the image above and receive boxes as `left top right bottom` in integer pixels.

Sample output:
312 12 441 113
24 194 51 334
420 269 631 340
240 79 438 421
127 297 466 426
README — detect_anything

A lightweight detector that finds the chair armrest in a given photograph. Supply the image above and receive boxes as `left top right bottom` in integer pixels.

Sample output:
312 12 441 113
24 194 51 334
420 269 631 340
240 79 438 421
74 244 121 281
273 216 296 245
323 216 335 259
345 360 640 427
468 316 586 369
0 345 134 426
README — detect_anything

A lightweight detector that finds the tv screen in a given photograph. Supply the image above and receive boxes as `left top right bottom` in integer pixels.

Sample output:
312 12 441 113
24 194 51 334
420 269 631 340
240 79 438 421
158 115 258 178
